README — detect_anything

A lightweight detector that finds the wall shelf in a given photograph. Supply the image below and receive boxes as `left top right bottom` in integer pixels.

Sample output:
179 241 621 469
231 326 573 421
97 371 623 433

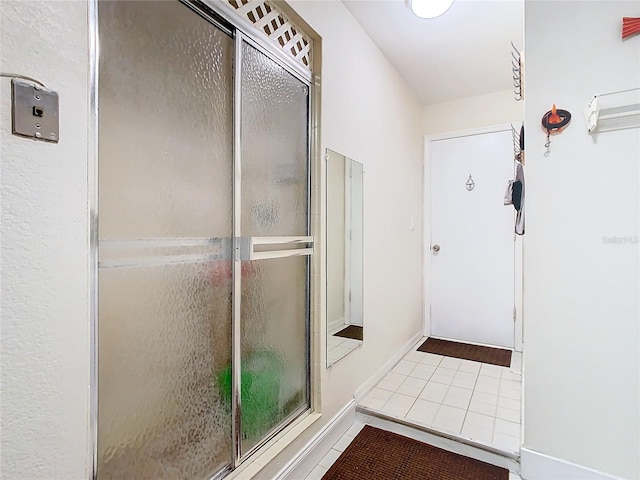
584 87 640 133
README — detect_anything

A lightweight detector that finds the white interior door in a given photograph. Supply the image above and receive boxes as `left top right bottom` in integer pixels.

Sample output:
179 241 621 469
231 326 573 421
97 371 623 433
430 130 515 348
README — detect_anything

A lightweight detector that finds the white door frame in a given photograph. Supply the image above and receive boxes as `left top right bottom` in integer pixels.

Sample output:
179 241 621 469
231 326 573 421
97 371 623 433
423 123 524 352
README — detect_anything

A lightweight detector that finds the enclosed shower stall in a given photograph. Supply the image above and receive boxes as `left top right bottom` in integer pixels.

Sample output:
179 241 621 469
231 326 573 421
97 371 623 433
94 2 313 478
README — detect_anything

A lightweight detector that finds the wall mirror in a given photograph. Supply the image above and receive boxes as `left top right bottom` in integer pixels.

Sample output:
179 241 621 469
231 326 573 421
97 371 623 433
326 149 364 367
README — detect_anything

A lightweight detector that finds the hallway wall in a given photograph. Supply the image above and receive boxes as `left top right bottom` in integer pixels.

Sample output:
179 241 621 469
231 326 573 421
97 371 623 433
291 0 424 424
522 1 640 478
0 2 90 479
423 89 523 136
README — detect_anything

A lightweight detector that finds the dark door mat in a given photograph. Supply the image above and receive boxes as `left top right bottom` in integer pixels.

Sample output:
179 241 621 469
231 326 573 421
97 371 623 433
333 325 363 341
322 425 509 480
417 337 511 367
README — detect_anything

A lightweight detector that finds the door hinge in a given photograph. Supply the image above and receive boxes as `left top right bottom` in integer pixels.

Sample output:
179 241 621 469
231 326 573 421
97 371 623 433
513 307 517 321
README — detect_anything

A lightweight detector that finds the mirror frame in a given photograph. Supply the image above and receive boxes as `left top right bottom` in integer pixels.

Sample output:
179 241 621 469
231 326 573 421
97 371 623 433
325 149 364 367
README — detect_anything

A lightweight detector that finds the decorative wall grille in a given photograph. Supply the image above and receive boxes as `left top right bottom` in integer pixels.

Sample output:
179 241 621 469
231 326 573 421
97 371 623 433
226 0 313 71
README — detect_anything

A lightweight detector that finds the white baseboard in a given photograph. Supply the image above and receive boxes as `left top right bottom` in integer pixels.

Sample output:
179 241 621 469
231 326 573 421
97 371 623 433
353 330 424 402
521 448 622 480
328 317 345 335
274 400 356 480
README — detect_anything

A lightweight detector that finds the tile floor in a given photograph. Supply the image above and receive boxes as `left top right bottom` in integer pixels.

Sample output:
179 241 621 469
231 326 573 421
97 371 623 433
304 420 522 480
327 334 361 366
359 339 523 455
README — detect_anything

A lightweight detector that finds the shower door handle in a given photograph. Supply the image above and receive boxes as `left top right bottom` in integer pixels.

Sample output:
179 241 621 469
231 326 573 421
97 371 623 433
238 236 314 261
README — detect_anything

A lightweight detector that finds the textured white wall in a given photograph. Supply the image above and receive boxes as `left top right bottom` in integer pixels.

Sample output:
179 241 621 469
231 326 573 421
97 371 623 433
0 2 90 480
522 1 640 478
423 89 523 136
289 0 424 417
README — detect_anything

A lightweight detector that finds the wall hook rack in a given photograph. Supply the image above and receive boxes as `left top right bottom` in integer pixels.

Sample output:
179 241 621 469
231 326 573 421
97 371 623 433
511 41 523 101
511 123 524 164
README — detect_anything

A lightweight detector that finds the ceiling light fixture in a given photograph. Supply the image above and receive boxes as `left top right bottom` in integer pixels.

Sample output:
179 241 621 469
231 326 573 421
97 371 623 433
409 0 454 19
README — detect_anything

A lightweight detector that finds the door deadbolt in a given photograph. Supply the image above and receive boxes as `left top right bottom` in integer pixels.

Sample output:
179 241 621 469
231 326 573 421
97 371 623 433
432 244 440 253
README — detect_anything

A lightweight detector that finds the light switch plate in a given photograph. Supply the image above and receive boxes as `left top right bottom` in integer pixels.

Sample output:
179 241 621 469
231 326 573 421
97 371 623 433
12 79 59 143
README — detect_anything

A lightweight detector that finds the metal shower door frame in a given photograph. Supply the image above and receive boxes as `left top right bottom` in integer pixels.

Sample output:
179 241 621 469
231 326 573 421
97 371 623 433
88 1 314 478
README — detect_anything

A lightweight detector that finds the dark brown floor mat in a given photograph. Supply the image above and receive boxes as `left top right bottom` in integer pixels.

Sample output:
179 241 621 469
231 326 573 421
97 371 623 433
417 337 511 367
333 325 363 341
322 425 509 480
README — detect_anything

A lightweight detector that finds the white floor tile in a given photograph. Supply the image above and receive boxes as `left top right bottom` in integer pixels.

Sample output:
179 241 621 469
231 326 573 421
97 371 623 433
493 432 520 452
392 360 418 375
463 411 495 430
377 372 406 391
468 398 497 417
496 405 521 423
452 370 478 389
475 374 500 392
356 351 524 458
409 363 437 381
367 387 393 402
332 435 353 452
420 353 444 366
430 366 457 385
494 418 521 437
419 381 449 403
461 422 493 444
396 376 428 397
500 386 521 401
305 465 328 480
318 448 341 468
440 356 462 370
359 396 385 410
458 360 482 374
498 396 520 411
501 370 522 382
386 392 416 408
406 398 440 426
442 385 473 409
500 379 521 391
384 401 414 418
480 363 503 378
471 391 499 406
345 421 365 438
432 405 466 434
403 351 425 363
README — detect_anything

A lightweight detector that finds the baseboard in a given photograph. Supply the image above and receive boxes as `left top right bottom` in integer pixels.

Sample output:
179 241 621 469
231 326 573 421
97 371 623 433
520 448 622 480
274 400 356 480
353 330 423 402
328 317 345 335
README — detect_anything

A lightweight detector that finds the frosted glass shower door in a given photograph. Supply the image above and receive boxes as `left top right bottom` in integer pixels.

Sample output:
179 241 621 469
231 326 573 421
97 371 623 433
238 41 311 455
97 2 234 479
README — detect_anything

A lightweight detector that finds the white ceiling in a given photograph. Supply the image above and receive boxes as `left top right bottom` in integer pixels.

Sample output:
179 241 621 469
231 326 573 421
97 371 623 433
342 0 524 105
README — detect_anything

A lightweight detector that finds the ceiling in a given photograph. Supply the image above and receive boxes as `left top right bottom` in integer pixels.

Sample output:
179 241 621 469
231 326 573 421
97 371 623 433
342 0 524 105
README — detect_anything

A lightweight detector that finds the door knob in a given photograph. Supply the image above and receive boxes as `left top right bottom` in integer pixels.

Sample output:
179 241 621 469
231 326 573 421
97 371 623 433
432 244 440 253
